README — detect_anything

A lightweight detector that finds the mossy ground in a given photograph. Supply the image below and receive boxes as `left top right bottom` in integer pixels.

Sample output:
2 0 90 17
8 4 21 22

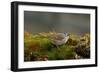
24 32 90 61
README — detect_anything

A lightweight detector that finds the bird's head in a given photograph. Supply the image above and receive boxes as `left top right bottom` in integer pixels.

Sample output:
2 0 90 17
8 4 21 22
63 32 69 37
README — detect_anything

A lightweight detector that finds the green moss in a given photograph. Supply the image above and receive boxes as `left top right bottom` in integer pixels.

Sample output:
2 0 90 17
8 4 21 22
24 32 90 61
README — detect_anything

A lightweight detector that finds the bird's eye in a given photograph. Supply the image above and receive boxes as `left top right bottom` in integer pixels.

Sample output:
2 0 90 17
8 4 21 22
64 32 68 36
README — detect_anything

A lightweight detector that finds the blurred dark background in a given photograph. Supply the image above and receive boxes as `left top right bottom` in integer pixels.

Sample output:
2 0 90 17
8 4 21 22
24 11 90 35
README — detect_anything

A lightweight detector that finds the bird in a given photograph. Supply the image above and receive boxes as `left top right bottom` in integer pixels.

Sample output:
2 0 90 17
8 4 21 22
49 32 69 46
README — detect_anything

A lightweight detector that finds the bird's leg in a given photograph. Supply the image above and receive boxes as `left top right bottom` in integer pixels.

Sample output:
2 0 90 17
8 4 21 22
55 45 61 51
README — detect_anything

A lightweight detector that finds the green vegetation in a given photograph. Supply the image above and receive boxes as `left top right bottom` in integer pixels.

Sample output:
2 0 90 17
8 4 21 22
24 32 90 61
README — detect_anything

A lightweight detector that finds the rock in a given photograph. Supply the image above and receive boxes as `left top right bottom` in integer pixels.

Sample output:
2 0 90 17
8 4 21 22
75 47 90 58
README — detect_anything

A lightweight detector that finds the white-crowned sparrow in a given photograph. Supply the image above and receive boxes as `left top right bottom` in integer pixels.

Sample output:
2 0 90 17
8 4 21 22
49 33 69 45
